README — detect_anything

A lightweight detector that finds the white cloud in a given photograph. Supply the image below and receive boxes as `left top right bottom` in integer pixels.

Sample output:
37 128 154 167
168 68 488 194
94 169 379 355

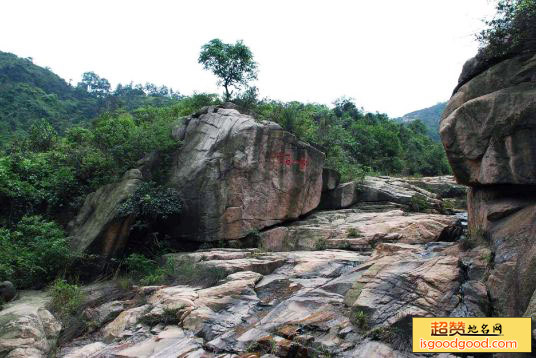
0 0 495 117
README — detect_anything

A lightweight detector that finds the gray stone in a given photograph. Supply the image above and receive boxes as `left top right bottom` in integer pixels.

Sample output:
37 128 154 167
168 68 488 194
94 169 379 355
68 169 143 256
0 291 61 358
168 106 325 241
441 53 536 186
320 176 442 210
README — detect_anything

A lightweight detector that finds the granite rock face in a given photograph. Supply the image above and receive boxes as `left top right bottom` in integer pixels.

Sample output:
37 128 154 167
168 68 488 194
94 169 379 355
68 169 142 256
56 244 483 357
68 106 325 255
441 53 536 319
259 207 458 251
320 176 443 210
404 175 466 198
441 53 536 186
54 176 478 357
169 106 325 242
467 186 536 316
0 291 61 358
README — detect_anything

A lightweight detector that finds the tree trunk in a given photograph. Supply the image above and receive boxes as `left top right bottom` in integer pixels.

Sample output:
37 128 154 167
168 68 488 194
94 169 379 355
224 85 230 101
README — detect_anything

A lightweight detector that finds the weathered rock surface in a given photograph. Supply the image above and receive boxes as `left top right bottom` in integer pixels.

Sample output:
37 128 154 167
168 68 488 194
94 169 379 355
442 53 536 321
68 106 325 255
259 207 458 251
68 169 142 256
468 186 536 316
169 106 325 242
0 291 61 358
322 168 341 192
441 53 536 186
404 175 466 198
320 176 443 210
56 208 479 358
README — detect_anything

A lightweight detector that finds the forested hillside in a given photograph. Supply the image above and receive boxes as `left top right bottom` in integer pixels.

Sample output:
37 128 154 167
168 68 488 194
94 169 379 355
394 102 447 141
0 51 94 143
0 51 182 145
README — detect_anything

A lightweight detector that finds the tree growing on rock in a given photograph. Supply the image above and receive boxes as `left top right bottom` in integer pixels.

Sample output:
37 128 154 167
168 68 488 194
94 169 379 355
198 39 258 101
478 0 536 59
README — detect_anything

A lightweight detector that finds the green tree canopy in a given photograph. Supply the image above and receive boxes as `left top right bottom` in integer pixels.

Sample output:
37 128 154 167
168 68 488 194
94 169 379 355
198 39 258 101
478 0 536 59
77 71 111 98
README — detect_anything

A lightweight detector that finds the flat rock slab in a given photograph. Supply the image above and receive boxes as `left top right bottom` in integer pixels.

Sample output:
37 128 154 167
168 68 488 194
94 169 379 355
320 176 443 210
260 209 458 251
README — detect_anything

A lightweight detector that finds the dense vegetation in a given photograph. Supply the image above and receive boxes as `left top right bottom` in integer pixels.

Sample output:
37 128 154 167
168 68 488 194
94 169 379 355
0 49 451 290
394 102 446 142
478 0 536 60
239 97 450 180
0 51 182 146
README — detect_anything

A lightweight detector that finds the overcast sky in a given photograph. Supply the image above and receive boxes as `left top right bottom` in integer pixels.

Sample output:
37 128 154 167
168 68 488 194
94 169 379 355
1 0 495 117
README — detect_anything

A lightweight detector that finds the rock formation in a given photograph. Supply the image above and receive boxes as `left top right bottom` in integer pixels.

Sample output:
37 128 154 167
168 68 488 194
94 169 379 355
169 105 325 242
0 292 61 358
4 170 473 358
320 175 448 210
68 105 325 255
441 53 536 317
53 239 485 357
68 169 143 256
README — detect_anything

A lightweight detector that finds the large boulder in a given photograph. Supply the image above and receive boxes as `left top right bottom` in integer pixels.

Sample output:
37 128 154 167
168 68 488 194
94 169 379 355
440 53 536 186
68 106 325 253
404 175 466 198
441 53 536 319
68 169 143 256
168 106 324 241
258 208 458 251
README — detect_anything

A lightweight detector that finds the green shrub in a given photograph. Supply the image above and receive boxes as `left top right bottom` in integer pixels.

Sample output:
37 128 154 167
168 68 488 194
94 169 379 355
49 279 85 320
124 253 158 280
123 254 227 288
347 228 361 238
117 182 182 221
245 338 277 355
353 310 368 329
409 194 430 213
477 0 536 60
481 252 494 267
314 238 328 250
115 276 134 291
167 256 228 287
0 216 73 289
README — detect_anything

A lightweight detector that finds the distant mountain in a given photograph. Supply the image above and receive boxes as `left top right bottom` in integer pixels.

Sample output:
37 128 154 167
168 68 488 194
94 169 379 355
394 102 447 141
